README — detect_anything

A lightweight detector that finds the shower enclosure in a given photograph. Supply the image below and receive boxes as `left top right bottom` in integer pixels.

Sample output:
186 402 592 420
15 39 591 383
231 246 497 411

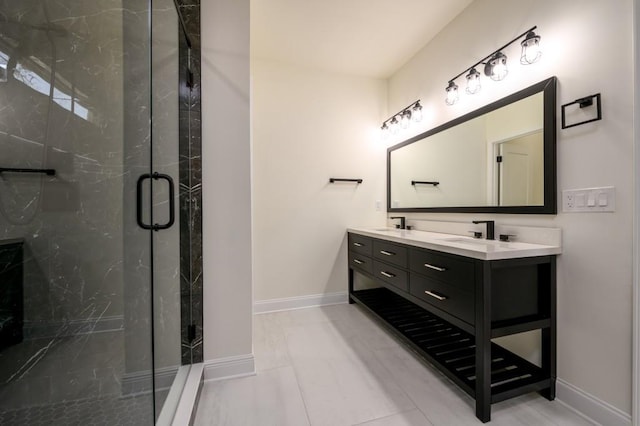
0 0 200 423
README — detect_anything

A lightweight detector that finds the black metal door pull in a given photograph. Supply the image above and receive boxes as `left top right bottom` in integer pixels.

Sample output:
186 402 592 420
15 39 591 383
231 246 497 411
136 172 176 231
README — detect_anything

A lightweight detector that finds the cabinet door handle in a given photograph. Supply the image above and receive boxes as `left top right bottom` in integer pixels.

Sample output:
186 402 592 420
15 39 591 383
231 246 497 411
353 259 364 265
424 263 446 272
380 271 396 278
380 250 395 256
353 242 364 247
425 290 448 301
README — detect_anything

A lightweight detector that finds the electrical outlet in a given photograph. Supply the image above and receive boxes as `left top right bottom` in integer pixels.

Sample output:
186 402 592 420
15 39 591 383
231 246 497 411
562 187 615 212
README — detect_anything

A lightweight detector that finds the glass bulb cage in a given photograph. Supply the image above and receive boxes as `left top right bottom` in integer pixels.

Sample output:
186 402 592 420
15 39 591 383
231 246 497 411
465 68 481 94
390 116 400 134
412 101 423 122
484 51 508 81
445 81 459 106
381 122 389 139
520 31 541 64
400 109 411 129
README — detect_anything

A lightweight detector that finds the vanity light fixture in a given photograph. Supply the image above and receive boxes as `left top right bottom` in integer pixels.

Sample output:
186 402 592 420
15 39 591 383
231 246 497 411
380 100 423 138
445 26 542 105
445 81 459 105
465 68 481 94
484 51 508 81
520 30 541 64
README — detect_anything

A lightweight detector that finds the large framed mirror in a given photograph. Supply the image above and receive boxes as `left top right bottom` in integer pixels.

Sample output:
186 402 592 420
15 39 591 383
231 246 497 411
388 76 557 214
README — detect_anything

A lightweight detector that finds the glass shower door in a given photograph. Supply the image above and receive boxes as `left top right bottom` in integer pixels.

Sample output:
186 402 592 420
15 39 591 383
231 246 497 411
0 0 190 424
149 0 190 421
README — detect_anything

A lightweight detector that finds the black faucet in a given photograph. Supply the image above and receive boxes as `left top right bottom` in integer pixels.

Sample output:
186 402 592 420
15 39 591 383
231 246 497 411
472 220 495 240
390 216 406 230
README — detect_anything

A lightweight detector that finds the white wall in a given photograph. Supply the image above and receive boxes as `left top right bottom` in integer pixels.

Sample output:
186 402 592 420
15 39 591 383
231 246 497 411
201 0 253 361
251 59 387 302
387 0 634 415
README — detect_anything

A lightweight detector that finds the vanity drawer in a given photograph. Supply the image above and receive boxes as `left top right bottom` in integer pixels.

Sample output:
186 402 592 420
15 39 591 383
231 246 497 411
349 252 373 274
373 260 408 292
410 273 474 325
349 233 372 256
373 240 408 268
409 248 474 291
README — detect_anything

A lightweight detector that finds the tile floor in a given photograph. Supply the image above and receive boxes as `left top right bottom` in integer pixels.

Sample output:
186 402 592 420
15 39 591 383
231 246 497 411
194 303 594 426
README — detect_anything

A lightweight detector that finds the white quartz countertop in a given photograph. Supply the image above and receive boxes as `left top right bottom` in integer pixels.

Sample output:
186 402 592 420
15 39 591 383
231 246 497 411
347 227 562 261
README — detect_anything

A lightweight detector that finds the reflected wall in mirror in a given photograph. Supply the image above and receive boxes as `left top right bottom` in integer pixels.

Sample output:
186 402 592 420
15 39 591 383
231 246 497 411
388 77 556 214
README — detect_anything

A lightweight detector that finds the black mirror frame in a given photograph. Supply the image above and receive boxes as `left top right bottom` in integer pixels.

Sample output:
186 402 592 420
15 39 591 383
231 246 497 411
387 76 557 214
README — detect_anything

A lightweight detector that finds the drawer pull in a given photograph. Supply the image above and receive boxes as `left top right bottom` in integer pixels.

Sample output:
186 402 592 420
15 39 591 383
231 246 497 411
380 250 396 256
380 271 396 278
425 290 448 301
424 263 447 272
353 259 364 265
353 242 364 247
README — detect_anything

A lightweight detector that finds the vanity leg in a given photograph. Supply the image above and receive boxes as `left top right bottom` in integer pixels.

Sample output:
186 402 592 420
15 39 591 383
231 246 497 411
539 257 556 400
475 263 492 423
348 267 355 304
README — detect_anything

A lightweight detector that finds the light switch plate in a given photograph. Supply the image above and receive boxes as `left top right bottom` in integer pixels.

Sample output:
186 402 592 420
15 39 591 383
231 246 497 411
562 187 615 212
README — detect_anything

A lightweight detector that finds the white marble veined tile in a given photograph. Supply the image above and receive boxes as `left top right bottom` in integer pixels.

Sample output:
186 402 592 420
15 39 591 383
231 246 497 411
253 312 291 372
193 366 309 426
354 409 434 426
284 320 415 426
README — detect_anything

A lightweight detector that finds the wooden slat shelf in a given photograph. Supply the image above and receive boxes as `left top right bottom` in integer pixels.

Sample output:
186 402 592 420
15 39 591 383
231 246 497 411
351 287 550 402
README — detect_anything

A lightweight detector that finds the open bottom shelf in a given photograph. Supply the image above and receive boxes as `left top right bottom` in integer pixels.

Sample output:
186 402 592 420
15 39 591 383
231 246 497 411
351 287 551 402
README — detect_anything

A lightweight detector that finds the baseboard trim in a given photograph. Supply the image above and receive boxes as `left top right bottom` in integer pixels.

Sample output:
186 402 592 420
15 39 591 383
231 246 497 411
556 378 631 426
203 354 255 382
253 291 348 314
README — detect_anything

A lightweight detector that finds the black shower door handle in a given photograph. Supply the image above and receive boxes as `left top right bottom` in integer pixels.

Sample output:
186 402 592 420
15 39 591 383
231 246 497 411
136 172 176 231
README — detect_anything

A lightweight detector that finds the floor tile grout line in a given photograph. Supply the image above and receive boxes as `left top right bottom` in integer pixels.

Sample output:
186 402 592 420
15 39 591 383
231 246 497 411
265 309 314 426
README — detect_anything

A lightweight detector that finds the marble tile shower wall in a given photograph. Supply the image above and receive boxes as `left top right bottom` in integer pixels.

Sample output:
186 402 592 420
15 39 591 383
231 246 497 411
0 1 128 340
177 0 203 364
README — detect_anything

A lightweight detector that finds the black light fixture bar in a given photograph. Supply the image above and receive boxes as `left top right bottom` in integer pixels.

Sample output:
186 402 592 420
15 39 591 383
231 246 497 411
381 100 421 125
447 26 537 84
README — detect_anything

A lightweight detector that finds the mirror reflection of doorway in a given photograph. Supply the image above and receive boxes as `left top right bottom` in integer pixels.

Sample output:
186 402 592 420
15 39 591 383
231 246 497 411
496 130 544 206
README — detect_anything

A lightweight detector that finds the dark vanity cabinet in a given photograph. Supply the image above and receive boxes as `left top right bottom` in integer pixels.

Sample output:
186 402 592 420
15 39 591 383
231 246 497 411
347 232 556 423
0 240 24 351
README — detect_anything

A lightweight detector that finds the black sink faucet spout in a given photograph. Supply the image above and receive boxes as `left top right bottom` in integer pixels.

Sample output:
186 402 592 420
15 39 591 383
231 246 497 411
472 220 495 240
390 216 406 230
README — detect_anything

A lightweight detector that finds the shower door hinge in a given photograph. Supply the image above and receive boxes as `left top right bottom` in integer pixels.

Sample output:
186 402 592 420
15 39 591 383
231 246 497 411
188 324 196 342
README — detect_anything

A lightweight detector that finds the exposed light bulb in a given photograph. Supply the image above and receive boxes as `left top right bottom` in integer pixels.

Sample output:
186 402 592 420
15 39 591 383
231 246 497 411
412 102 423 122
381 122 389 139
445 81 459 106
389 116 400 134
484 52 508 81
465 68 481 94
521 31 541 64
400 110 411 129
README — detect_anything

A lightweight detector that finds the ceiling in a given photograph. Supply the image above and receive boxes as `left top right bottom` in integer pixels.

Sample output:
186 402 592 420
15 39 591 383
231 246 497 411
251 0 474 79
